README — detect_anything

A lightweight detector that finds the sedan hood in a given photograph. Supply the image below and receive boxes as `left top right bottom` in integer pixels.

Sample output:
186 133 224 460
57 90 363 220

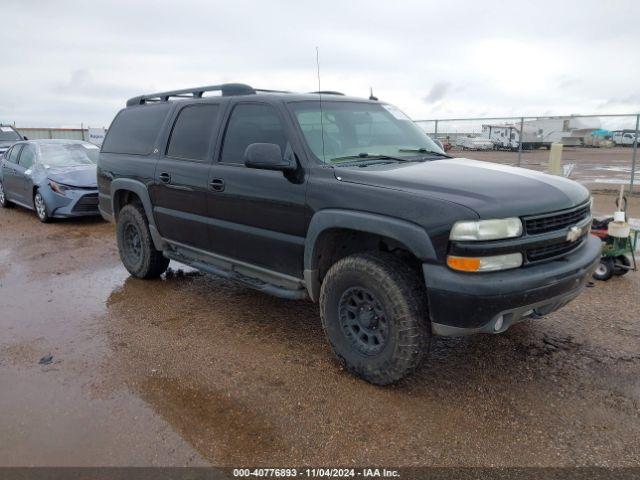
45 165 97 188
335 158 589 218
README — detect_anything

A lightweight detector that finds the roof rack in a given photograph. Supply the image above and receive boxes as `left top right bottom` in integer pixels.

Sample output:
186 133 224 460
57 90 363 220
126 84 349 107
126 83 256 106
309 91 345 96
254 88 292 94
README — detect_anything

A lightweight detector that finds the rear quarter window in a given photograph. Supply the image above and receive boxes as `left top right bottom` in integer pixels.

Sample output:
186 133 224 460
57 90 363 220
102 104 171 155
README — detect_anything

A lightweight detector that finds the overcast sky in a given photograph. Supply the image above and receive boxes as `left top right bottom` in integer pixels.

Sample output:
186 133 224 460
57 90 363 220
1 0 639 129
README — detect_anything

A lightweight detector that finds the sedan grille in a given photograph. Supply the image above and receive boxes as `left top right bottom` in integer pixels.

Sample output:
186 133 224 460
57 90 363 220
73 193 99 213
524 204 590 235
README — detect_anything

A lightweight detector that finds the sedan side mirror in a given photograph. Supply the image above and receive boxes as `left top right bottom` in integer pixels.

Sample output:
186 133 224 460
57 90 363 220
23 136 28 140
244 143 295 171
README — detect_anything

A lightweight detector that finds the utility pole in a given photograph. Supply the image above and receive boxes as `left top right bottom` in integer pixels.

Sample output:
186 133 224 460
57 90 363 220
517 117 524 167
629 113 639 206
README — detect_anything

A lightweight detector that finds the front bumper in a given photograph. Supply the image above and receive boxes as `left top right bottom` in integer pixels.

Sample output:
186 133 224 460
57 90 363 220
423 235 601 336
42 187 101 218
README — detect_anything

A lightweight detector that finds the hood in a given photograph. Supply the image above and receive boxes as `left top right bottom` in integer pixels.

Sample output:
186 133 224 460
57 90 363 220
44 164 97 188
335 158 589 218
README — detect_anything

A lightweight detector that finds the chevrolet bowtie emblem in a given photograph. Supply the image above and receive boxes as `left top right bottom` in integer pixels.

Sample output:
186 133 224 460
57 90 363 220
566 225 583 242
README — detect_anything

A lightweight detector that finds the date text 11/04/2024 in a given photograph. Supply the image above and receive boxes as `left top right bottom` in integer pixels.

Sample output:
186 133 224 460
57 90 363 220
232 468 400 477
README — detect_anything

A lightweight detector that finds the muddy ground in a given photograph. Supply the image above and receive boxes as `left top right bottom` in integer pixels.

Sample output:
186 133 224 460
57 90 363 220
1 199 639 467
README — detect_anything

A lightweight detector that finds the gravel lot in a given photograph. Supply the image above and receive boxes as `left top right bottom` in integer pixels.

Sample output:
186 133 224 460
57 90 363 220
1 195 639 467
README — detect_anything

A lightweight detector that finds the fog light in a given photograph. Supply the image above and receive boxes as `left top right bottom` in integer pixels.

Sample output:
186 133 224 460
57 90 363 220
494 316 504 331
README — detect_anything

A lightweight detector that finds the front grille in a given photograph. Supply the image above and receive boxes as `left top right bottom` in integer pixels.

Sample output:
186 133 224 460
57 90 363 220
73 193 99 213
526 235 586 262
525 204 590 235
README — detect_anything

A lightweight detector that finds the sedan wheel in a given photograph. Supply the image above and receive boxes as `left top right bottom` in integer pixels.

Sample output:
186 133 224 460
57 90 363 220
0 181 12 208
34 191 50 223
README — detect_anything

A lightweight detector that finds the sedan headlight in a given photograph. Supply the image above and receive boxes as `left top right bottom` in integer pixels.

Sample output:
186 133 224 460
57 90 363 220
449 218 523 241
49 180 71 196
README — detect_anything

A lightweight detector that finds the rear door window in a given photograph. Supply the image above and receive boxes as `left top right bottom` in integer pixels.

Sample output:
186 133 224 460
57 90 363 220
102 104 171 155
166 104 220 161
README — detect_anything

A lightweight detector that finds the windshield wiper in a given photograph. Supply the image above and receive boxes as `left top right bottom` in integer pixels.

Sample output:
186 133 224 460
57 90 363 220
330 153 416 164
399 147 450 157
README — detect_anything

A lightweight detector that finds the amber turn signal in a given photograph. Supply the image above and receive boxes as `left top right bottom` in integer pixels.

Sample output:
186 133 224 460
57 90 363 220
447 256 481 272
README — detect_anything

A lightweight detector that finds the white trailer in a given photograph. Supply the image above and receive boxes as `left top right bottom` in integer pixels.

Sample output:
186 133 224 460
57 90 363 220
483 116 601 150
482 124 542 150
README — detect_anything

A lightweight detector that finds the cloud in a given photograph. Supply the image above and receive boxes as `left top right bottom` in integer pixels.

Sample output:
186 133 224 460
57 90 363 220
423 82 451 104
0 0 638 125
598 94 640 109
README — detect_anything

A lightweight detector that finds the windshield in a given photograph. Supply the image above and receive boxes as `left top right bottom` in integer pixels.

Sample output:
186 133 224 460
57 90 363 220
39 142 99 167
0 126 22 142
289 101 444 163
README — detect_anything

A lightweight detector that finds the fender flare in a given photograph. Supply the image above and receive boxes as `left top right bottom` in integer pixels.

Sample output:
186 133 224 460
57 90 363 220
303 209 436 301
110 178 165 250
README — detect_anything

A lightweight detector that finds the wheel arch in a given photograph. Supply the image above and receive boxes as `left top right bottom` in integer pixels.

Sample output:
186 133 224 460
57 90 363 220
110 178 165 250
303 209 436 301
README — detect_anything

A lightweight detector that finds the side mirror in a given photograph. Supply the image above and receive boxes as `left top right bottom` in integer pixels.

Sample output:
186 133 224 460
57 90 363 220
244 143 295 171
23 136 28 140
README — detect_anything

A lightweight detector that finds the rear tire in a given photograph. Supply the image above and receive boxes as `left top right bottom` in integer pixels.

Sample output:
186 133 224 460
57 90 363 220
319 252 430 385
116 203 169 279
0 180 13 208
593 258 614 281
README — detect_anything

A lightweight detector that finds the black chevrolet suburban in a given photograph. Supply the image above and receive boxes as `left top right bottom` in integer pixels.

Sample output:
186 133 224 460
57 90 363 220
98 83 600 384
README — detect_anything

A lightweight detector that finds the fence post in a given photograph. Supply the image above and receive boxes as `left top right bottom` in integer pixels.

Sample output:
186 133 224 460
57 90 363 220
517 117 524 167
629 113 639 208
434 119 439 139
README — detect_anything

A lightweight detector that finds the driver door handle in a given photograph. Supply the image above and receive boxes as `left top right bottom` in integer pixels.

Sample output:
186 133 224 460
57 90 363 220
159 172 171 184
209 178 225 192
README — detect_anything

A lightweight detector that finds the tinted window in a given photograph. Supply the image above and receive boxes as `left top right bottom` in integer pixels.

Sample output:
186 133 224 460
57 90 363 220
7 145 22 164
220 104 287 164
19 144 36 169
102 104 170 155
167 104 220 161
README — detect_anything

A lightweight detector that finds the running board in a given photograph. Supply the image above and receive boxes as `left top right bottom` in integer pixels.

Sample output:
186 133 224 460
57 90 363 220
164 250 308 300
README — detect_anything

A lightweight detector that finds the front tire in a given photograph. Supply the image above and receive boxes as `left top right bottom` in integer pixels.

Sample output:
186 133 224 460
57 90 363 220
116 203 169 279
0 180 13 208
320 252 430 385
34 190 50 223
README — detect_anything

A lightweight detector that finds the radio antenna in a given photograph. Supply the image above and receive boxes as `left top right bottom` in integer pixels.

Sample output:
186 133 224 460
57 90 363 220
316 46 326 162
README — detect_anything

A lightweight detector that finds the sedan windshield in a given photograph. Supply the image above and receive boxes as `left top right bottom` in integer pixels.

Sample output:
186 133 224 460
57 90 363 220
39 142 99 167
289 101 444 164
0 127 22 141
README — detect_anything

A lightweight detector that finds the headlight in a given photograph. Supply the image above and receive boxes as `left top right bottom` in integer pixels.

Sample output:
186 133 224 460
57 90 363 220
447 253 523 272
49 180 71 196
449 218 523 241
